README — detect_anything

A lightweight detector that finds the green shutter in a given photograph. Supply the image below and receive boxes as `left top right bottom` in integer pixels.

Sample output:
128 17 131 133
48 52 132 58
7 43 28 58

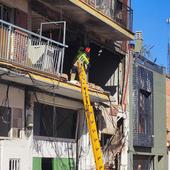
52 158 75 170
33 157 42 170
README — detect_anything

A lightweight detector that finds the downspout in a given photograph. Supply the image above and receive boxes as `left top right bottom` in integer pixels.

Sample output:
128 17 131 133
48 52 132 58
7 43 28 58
122 44 132 112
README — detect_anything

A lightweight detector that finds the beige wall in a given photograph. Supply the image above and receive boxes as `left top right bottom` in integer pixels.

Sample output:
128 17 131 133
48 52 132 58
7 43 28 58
167 77 170 146
0 0 28 13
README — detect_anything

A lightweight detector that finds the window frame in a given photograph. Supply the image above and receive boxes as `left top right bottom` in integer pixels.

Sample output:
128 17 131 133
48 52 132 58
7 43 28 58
133 155 154 170
33 102 79 141
138 89 152 135
0 106 23 139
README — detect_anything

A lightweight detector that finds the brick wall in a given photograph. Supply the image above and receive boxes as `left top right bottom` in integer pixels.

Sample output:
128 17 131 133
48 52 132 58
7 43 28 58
166 77 170 146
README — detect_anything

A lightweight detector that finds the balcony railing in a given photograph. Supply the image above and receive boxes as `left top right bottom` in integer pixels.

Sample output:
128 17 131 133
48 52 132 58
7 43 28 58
0 19 67 76
80 0 133 30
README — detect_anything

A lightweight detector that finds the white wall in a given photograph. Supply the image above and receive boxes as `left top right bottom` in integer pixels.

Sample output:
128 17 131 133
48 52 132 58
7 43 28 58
33 139 76 159
120 114 129 170
0 139 32 170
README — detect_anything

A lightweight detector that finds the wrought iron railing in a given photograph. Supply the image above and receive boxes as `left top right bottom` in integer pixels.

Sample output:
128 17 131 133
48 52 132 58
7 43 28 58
80 0 133 30
0 19 67 76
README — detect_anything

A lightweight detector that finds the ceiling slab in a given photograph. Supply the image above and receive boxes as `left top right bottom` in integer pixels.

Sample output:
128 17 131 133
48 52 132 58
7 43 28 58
36 0 134 41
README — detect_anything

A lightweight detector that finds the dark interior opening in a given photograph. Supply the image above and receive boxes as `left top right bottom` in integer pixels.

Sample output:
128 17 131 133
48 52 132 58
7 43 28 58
63 29 84 76
42 158 52 170
64 39 123 96
89 43 122 95
64 39 81 77
100 133 112 149
117 117 124 136
0 106 11 137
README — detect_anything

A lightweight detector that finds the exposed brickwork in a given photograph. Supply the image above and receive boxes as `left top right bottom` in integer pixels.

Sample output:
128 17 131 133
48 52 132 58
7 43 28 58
166 77 170 146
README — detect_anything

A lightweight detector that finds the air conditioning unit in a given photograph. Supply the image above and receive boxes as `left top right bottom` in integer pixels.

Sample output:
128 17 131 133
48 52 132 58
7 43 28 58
11 128 20 138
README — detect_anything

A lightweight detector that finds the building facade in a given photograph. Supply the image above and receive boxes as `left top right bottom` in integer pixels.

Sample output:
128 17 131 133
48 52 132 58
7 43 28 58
0 0 134 170
128 53 167 170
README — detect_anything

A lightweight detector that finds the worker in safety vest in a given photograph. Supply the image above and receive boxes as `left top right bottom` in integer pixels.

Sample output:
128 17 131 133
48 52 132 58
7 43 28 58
70 47 90 81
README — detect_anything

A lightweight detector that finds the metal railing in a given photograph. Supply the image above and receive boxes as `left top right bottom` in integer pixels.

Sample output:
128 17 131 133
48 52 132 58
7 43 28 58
0 19 67 76
80 0 133 30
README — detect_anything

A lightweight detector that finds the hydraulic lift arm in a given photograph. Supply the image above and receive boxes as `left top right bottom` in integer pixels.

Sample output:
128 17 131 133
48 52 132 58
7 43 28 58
77 62 104 170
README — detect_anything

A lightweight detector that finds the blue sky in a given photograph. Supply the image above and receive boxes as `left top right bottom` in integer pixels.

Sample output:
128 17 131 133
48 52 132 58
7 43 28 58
132 0 170 68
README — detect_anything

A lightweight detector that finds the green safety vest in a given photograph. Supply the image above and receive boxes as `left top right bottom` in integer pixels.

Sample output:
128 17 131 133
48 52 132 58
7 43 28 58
76 51 89 65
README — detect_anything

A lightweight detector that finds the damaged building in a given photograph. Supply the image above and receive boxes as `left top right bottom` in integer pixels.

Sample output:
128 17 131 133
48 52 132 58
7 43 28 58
0 0 136 169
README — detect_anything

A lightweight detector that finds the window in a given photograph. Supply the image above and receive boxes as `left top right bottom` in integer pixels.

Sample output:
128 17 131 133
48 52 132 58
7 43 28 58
0 4 13 22
9 159 20 170
0 106 11 137
34 103 77 139
138 90 151 134
133 66 153 147
133 155 153 170
0 106 22 138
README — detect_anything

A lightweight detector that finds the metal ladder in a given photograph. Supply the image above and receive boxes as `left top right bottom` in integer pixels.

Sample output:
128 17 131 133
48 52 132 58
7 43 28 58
77 62 104 170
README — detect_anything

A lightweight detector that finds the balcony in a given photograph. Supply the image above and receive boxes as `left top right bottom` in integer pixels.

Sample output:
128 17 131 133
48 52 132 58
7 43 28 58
80 0 133 30
0 19 67 77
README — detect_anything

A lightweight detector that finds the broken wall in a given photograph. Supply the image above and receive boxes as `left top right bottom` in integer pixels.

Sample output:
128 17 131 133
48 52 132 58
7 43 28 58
89 43 124 104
